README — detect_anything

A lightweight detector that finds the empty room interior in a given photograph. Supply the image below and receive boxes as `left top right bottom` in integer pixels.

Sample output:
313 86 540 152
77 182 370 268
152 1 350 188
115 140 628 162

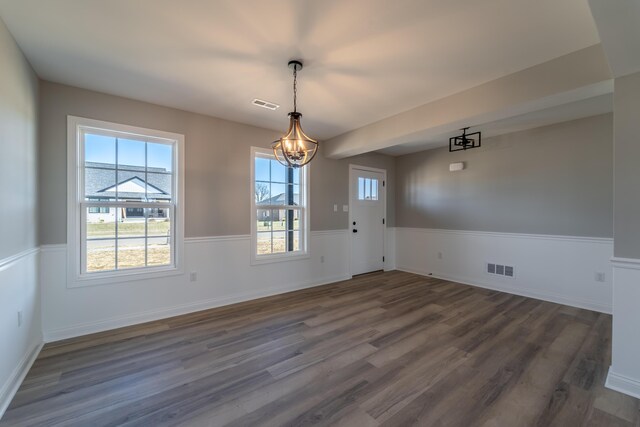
1 1 640 425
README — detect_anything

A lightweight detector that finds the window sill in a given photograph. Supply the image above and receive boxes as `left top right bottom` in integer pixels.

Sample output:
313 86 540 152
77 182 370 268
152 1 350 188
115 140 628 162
67 265 184 288
251 252 310 266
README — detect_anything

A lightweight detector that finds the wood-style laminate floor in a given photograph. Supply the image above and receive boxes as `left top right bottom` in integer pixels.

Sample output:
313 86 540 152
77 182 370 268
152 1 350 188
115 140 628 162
2 271 638 426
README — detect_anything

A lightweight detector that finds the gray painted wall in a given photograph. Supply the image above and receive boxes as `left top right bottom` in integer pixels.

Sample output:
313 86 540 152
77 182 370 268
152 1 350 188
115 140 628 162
38 81 395 244
395 114 613 237
0 18 38 259
0 17 42 418
613 71 640 258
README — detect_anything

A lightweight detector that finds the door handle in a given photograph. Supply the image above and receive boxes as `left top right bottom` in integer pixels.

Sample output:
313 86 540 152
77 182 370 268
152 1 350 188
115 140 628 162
353 229 358 233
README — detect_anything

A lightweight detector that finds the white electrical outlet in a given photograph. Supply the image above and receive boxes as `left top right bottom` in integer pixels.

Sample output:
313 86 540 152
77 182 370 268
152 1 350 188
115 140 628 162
437 252 443 260
333 204 338 212
342 205 349 212
320 255 325 263
190 272 198 282
17 310 23 327
595 272 605 282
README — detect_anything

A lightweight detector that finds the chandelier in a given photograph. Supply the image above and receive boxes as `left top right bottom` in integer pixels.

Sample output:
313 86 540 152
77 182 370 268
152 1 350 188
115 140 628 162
272 60 318 168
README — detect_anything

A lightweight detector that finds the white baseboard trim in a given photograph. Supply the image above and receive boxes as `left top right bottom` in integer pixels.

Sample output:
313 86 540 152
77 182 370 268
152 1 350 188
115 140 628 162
0 340 43 419
396 266 611 314
606 367 640 400
43 274 351 343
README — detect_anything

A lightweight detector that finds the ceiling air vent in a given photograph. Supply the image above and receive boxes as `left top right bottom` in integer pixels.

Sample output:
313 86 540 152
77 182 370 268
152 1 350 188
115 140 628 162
252 99 279 111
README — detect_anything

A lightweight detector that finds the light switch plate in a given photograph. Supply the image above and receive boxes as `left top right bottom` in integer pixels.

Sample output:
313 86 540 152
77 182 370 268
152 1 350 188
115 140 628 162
343 205 349 212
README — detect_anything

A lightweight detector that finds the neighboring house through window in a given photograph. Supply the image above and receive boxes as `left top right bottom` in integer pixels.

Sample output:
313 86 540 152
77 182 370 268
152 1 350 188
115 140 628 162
251 147 309 263
67 116 184 284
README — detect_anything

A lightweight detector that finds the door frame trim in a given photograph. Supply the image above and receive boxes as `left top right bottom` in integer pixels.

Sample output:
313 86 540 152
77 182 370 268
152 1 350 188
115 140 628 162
348 164 387 277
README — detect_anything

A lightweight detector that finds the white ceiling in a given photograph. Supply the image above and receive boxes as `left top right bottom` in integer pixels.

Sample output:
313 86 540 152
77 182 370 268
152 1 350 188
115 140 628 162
0 0 600 140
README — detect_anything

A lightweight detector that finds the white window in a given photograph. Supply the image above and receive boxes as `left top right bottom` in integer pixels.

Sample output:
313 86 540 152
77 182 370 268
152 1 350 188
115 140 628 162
67 116 184 285
251 147 309 263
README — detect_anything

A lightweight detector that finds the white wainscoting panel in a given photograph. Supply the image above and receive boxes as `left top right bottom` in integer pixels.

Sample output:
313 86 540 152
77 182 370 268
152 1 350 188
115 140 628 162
40 230 351 342
0 248 42 418
606 258 640 399
384 227 396 271
396 227 613 313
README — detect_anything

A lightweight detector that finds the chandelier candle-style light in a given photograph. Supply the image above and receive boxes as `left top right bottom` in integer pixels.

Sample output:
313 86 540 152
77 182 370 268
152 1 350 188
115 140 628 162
272 60 318 168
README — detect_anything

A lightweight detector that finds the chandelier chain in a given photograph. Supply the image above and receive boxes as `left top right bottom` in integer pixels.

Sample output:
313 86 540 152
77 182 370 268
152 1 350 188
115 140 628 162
293 67 297 113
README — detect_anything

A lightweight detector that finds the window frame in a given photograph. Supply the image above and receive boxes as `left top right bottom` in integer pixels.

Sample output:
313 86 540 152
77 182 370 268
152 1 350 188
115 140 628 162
250 146 310 265
67 116 185 287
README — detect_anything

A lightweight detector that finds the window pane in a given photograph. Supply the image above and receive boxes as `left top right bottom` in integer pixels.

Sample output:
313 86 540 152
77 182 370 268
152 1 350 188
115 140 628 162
288 209 300 230
117 237 146 269
85 133 115 167
272 209 286 230
371 179 379 200
147 142 173 172
256 210 272 232
292 167 300 184
116 170 146 201
117 138 145 169
255 157 271 182
146 172 172 201
86 239 115 272
255 182 271 204
85 167 116 201
147 209 171 237
358 177 365 200
257 232 272 255
118 217 145 237
292 184 300 205
272 231 286 254
86 208 116 239
147 236 171 266
292 230 301 251
271 159 286 183
271 183 286 205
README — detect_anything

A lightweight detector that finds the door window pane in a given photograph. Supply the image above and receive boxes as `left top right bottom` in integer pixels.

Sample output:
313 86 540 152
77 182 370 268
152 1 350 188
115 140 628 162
357 177 379 201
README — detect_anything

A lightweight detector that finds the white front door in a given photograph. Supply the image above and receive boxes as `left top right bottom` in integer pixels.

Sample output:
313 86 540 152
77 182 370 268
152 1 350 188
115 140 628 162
350 167 385 276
